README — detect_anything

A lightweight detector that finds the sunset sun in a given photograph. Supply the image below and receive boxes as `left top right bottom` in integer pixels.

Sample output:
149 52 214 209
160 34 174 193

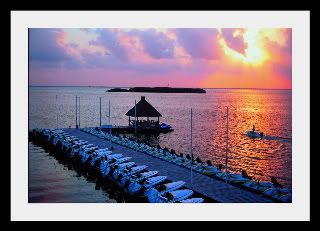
219 29 268 65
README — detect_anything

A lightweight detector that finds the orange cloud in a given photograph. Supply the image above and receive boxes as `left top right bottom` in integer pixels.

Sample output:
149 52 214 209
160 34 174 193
30 28 291 89
200 28 292 89
201 59 291 89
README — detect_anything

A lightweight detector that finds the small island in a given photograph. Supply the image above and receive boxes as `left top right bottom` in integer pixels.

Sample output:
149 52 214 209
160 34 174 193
107 87 206 94
107 88 130 92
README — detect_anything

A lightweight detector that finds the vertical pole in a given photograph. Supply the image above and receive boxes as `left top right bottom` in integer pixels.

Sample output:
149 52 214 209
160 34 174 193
56 95 58 129
99 97 102 127
135 100 137 139
190 108 193 186
109 99 111 125
109 99 111 137
76 96 78 128
225 107 229 183
79 96 81 128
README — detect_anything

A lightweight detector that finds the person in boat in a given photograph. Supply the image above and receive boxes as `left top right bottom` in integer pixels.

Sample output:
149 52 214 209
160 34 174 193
252 125 255 133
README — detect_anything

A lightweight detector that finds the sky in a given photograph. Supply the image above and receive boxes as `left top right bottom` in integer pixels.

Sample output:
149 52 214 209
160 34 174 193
29 28 292 89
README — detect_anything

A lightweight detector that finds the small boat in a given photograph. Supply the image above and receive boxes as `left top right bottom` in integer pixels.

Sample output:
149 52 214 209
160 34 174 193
79 144 96 154
263 187 280 196
144 181 186 202
180 198 204 203
113 157 132 164
137 170 159 179
243 180 273 192
125 176 167 195
95 154 124 172
228 175 251 184
215 172 228 180
157 189 193 203
81 150 96 163
89 151 113 166
117 170 158 188
112 165 147 181
202 166 221 175
160 123 172 130
79 147 98 160
217 173 251 184
99 157 131 175
104 154 124 161
262 187 292 202
107 162 136 179
100 160 133 177
95 149 112 155
278 193 292 203
246 131 264 138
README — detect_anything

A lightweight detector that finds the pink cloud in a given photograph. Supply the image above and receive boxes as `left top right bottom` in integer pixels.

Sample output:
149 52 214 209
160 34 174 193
29 28 292 89
29 29 70 63
174 28 222 60
221 28 248 54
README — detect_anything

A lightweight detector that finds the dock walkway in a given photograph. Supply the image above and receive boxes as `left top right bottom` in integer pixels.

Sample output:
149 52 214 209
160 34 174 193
63 128 273 203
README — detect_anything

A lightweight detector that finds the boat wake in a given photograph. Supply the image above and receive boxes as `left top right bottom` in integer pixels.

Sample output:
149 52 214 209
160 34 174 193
245 133 291 142
260 135 291 142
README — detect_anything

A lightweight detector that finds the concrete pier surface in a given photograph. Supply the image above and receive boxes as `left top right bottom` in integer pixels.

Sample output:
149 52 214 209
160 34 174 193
63 128 274 203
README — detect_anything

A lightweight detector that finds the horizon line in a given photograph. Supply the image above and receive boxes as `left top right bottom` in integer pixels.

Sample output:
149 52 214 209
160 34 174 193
28 85 292 90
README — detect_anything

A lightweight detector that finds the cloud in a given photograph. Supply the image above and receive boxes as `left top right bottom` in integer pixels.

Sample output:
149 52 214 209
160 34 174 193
129 29 175 59
261 29 292 80
88 29 128 61
174 29 221 60
29 28 292 89
259 28 291 63
80 29 179 73
273 63 292 81
221 28 247 54
29 29 71 62
66 42 79 48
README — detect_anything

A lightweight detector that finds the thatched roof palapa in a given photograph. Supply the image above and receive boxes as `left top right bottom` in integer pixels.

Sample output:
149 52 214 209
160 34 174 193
126 96 162 117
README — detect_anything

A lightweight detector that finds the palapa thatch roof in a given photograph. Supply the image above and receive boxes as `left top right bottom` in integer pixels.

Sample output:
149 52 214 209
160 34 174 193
126 96 162 117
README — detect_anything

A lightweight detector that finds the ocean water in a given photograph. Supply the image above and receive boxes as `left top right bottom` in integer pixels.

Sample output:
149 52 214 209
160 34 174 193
29 86 292 201
28 142 117 203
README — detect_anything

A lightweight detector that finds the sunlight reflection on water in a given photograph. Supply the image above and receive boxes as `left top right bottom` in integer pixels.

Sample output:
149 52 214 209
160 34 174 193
29 87 291 187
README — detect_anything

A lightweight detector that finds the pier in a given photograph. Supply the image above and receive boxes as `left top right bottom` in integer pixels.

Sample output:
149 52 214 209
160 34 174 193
99 96 173 134
62 128 273 203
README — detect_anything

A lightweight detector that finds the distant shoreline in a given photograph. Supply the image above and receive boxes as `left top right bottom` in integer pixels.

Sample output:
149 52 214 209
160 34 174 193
107 87 206 93
29 86 292 91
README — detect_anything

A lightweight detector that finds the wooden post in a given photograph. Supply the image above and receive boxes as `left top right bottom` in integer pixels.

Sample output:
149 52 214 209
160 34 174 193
76 96 78 128
108 99 111 125
135 100 137 138
190 108 193 187
79 96 80 128
99 97 101 127
109 100 111 137
56 95 58 129
225 107 229 183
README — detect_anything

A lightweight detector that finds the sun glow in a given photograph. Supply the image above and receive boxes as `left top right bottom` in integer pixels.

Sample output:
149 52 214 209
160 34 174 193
219 29 268 65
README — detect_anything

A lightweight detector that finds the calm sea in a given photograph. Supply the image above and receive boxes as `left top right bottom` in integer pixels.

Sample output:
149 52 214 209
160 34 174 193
28 142 117 202
29 86 292 201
